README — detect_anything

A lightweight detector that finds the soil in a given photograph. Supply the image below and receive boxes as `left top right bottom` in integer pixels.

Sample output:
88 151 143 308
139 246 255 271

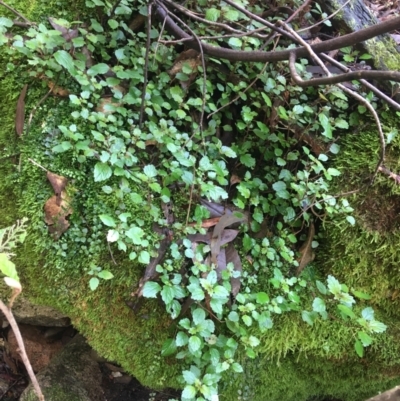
0 325 180 401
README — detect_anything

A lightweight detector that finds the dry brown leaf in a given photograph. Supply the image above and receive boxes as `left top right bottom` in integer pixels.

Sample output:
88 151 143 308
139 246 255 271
211 212 248 265
48 17 78 42
96 97 122 114
44 191 72 240
15 84 28 137
230 174 242 185
296 222 315 276
48 81 69 97
46 171 68 202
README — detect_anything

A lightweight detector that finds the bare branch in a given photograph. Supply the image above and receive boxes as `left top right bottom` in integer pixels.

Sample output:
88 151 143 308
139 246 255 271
0 299 44 401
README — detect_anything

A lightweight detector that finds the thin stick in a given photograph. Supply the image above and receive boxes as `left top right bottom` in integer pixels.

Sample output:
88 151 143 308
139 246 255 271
139 3 152 129
297 0 352 33
0 0 32 24
27 158 48 172
158 1 207 133
0 299 45 401
284 23 385 183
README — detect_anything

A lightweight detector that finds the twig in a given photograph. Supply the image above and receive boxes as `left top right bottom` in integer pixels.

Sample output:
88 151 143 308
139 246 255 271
139 2 152 129
0 1 32 24
27 88 53 128
297 0 352 33
320 53 400 112
157 1 207 133
0 299 45 401
284 23 385 182
208 61 269 118
107 241 117 265
378 165 400 184
27 158 48 172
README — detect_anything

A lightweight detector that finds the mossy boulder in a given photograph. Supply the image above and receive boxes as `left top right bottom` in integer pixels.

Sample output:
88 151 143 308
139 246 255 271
2 1 400 401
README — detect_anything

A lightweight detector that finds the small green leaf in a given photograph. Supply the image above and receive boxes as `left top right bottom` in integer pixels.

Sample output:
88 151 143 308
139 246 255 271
138 250 150 264
368 320 387 333
143 281 161 298
361 307 374 321
161 338 177 357
143 164 158 178
182 370 197 385
338 304 356 319
99 214 116 227
87 63 109 76
108 19 119 29
89 277 99 291
188 335 201 353
256 292 269 304
54 50 75 71
228 37 242 48
161 285 175 304
352 290 371 300
205 8 220 22
358 331 372 346
355 340 364 357
176 331 188 346
302 310 317 326
316 280 327 294
182 385 197 399
98 270 114 280
94 162 112 182
0 254 19 281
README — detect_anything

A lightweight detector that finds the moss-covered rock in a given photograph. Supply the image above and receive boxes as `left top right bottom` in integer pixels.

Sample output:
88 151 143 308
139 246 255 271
2 1 400 401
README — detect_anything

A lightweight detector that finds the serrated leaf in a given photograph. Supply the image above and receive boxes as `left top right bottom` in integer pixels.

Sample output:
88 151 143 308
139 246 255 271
143 164 158 178
142 281 161 298
182 385 197 399
302 310 317 326
205 8 220 22
161 285 175 304
361 307 374 321
138 250 150 264
256 292 269 304
312 297 326 313
54 50 75 72
94 162 112 182
189 335 201 353
183 370 197 385
176 331 189 346
368 320 387 333
358 331 372 346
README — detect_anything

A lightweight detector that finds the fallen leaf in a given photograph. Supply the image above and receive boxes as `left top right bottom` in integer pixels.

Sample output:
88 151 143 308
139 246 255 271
211 212 248 265
15 84 28 136
44 191 72 240
47 171 68 204
296 222 315 276
230 174 242 185
48 17 78 42
48 81 69 97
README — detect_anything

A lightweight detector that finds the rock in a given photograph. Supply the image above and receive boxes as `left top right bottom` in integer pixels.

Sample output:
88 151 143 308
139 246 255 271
19 335 104 401
7 324 63 373
9 296 70 327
